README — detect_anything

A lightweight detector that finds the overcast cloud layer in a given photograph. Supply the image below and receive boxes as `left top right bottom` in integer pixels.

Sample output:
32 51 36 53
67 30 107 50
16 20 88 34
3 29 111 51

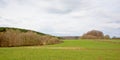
0 0 120 37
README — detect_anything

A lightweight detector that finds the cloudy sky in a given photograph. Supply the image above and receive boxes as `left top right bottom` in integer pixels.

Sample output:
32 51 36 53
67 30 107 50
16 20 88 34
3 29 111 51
0 0 120 37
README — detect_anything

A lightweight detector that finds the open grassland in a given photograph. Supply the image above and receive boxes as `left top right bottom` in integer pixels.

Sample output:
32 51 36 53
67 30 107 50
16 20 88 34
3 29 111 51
47 39 120 49
0 39 120 60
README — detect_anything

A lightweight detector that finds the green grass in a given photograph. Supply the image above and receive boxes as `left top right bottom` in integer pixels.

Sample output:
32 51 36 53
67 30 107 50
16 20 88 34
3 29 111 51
47 39 120 49
0 39 120 60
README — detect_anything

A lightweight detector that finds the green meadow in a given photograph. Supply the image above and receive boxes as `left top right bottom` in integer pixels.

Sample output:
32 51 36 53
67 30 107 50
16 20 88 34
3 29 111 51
0 39 120 60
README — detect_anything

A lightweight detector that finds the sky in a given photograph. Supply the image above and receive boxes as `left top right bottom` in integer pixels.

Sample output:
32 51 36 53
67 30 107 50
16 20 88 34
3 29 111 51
0 0 120 37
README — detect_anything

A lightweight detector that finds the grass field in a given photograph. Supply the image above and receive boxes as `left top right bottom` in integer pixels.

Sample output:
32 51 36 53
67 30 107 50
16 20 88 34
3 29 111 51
0 39 120 60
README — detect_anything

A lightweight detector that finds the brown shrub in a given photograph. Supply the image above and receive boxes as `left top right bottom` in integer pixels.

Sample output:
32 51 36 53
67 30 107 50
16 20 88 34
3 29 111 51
81 30 108 39
81 35 98 39
104 35 110 39
0 29 61 47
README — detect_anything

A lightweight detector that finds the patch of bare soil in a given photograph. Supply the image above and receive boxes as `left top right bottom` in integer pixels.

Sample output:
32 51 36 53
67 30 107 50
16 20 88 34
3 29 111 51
44 47 86 50
24 46 120 51
25 46 86 50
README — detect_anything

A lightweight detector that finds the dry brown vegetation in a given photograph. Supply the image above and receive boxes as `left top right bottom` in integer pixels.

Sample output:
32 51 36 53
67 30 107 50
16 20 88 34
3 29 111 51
0 29 61 47
81 30 110 39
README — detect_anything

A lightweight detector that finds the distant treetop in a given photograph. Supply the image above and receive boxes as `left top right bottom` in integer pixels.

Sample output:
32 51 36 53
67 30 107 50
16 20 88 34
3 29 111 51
81 30 110 39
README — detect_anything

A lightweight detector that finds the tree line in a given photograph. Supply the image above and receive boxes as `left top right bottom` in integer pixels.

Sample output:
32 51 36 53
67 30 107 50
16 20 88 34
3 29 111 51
0 29 61 47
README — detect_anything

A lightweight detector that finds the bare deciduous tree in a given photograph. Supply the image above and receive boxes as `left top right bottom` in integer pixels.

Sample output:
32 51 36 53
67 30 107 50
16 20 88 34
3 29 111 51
0 29 61 47
81 30 109 39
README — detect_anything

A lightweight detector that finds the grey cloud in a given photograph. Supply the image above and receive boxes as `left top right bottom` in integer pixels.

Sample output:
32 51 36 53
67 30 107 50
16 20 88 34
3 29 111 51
47 0 81 14
0 17 21 26
16 0 28 5
61 0 80 10
108 21 120 24
47 8 72 14
0 0 7 8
